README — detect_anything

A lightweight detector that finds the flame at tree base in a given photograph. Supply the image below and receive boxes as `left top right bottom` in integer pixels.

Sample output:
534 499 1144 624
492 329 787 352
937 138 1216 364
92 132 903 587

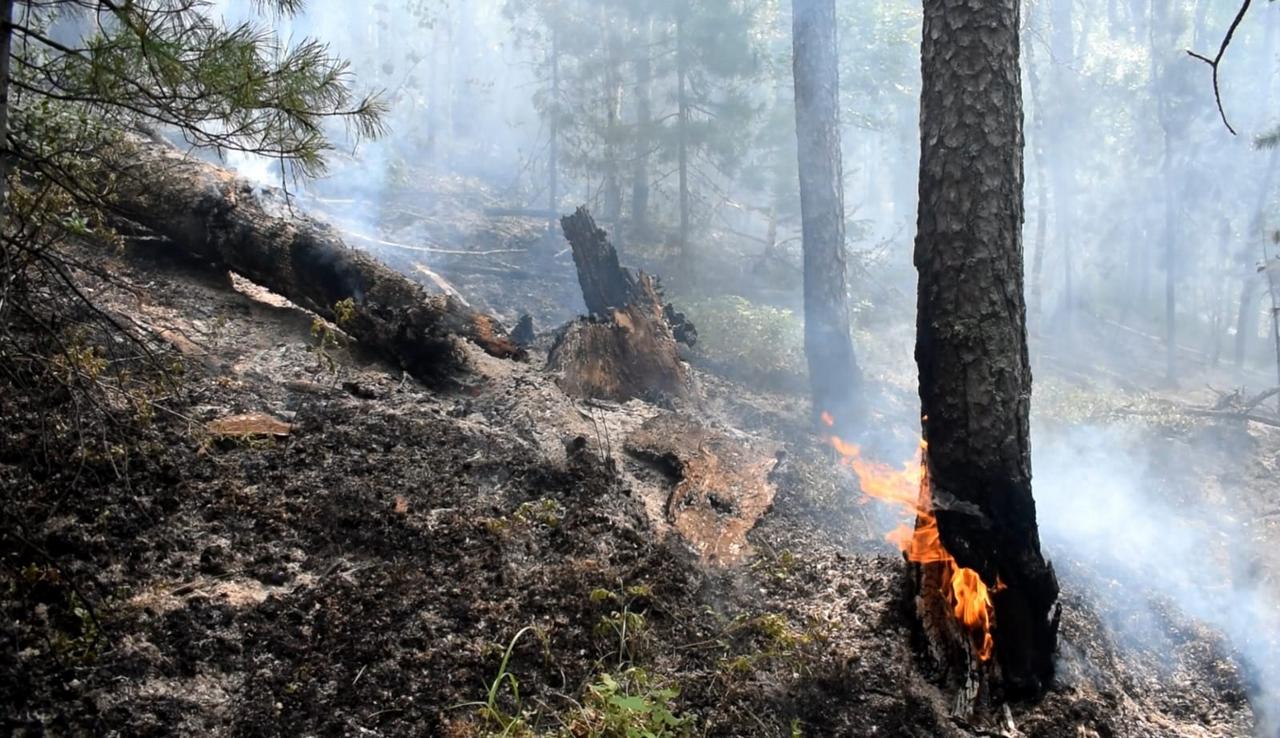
822 413 998 662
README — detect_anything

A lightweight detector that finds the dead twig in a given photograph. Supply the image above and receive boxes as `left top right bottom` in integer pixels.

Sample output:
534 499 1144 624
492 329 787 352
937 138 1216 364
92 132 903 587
1186 0 1252 135
1242 386 1280 413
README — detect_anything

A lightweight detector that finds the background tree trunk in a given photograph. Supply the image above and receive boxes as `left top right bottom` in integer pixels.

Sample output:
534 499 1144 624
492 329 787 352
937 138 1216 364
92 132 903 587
1025 5 1049 334
0 0 14 228
548 31 561 233
792 0 862 426
916 0 1059 697
676 12 691 275
602 22 624 223
631 17 653 235
1049 0 1075 333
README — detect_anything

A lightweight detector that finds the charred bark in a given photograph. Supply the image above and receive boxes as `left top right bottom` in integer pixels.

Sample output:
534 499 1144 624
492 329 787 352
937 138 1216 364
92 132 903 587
109 138 524 382
549 207 691 402
792 0 862 427
916 0 1059 698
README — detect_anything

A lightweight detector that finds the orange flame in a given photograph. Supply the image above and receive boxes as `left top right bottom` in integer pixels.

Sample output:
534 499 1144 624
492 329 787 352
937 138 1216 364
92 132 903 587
821 413 997 661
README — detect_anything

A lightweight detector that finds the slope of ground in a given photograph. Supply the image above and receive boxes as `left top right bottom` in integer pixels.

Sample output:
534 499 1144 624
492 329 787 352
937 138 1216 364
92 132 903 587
0 226 1271 737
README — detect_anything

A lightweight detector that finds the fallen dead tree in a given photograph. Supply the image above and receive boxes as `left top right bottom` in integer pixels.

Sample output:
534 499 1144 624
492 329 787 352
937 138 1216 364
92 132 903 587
107 137 525 381
547 207 694 402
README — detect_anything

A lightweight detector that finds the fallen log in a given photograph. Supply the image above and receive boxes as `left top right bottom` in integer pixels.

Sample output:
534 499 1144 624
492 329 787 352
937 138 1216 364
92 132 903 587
548 208 692 402
107 138 524 381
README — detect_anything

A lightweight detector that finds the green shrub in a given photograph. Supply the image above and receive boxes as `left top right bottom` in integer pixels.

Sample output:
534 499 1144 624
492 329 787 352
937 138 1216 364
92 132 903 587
680 296 806 386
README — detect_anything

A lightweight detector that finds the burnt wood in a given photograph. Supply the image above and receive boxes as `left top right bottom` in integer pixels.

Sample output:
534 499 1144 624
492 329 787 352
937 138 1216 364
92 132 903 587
108 138 524 383
915 0 1059 697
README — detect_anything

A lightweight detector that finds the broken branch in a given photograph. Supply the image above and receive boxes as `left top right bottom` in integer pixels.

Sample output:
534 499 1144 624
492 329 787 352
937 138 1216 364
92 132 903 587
1186 0 1252 135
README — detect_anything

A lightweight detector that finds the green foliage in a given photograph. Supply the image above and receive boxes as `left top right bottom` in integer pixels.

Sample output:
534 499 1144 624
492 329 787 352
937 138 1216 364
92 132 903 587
10 1 385 180
458 625 548 737
681 295 806 381
570 669 694 738
591 583 653 666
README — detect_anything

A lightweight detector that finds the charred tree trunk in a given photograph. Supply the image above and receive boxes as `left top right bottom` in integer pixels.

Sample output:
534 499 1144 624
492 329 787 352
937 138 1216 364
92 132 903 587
549 207 691 402
792 0 862 427
109 138 523 381
916 0 1059 698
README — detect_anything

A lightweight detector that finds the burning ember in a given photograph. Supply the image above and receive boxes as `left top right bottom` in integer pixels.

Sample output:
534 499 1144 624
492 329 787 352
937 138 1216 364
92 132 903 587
821 412 998 661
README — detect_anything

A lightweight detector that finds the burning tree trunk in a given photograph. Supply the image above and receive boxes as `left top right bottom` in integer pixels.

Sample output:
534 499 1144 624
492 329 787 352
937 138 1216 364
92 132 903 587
915 0 1059 699
548 207 692 402
109 137 524 382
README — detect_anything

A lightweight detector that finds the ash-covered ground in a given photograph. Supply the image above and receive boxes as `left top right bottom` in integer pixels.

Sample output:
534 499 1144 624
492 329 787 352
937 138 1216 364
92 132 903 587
2 181 1275 737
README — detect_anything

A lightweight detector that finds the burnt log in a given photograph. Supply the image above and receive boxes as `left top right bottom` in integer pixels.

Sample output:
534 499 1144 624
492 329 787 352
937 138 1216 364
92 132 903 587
108 138 524 381
549 207 691 402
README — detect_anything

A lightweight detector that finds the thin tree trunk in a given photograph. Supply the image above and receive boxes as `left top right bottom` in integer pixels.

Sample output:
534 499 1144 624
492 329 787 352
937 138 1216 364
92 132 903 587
631 17 653 235
0 0 14 229
1026 13 1049 333
676 12 691 273
792 0 862 426
1151 0 1180 381
1163 136 1177 381
548 31 561 233
1240 149 1280 369
1050 0 1075 333
602 22 624 223
1264 236 1280 414
916 0 1058 697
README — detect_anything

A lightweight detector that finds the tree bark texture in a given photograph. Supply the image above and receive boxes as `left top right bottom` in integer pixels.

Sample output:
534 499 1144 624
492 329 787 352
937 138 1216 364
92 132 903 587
915 0 1059 698
792 0 862 427
109 138 524 382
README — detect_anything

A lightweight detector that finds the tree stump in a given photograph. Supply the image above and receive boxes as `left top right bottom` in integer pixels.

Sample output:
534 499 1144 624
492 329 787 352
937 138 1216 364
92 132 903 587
548 207 692 402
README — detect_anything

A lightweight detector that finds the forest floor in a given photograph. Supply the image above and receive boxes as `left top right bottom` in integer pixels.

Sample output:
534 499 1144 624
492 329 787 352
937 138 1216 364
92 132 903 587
2 177 1278 738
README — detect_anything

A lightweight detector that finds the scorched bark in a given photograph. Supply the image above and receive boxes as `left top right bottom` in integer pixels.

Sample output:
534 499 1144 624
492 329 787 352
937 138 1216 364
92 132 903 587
915 0 1059 697
109 137 524 382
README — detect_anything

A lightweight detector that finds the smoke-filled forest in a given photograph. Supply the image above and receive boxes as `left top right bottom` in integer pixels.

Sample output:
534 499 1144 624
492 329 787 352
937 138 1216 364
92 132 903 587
2 0 1279 736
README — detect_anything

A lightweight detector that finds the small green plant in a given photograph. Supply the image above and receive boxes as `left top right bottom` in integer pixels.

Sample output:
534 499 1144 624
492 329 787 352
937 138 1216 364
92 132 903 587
750 548 798 582
484 499 565 540
309 316 342 374
591 585 653 667
513 498 564 528
455 625 545 736
711 611 831 686
333 297 357 328
569 669 693 738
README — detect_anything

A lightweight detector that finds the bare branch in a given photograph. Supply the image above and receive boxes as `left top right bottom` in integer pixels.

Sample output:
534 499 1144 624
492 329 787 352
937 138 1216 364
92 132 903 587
1186 0 1253 135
